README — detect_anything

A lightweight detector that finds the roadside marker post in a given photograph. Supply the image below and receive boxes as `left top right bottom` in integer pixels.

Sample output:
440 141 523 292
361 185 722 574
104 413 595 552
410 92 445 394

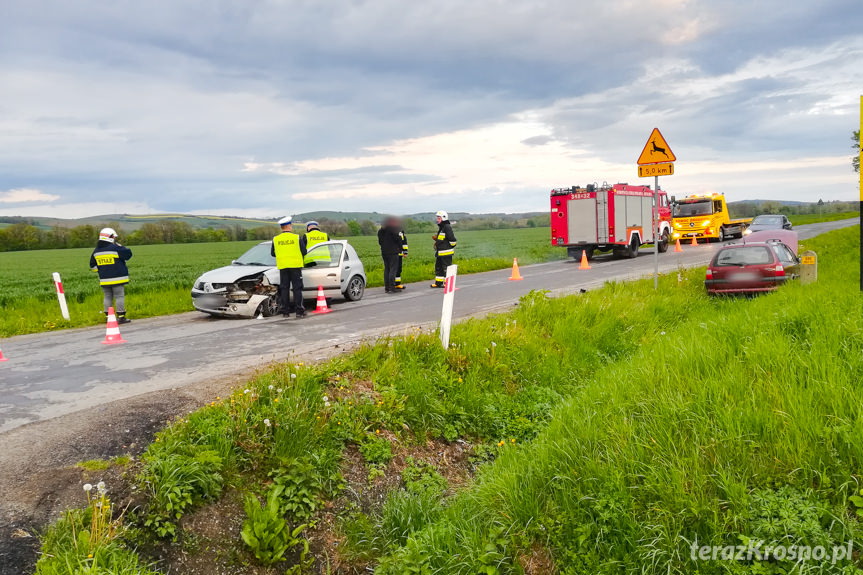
638 128 676 290
439 265 458 350
53 272 70 321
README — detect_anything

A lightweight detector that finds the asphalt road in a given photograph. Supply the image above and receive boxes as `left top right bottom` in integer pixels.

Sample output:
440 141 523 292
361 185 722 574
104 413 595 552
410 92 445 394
0 218 856 433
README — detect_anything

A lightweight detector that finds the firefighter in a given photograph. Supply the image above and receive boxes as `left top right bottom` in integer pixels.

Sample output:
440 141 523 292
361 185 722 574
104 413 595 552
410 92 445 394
89 227 133 324
394 219 408 290
430 210 456 288
378 216 403 293
270 216 307 318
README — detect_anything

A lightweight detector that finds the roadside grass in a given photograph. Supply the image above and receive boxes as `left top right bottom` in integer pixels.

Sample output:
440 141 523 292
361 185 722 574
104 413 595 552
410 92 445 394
0 228 559 337
31 226 861 574
789 211 859 226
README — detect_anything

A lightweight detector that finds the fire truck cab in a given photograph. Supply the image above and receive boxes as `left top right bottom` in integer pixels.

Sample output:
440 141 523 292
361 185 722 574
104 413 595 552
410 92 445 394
550 183 672 260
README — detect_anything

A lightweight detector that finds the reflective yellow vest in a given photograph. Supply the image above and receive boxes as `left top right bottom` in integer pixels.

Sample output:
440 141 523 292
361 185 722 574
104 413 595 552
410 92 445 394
273 232 303 269
305 229 329 249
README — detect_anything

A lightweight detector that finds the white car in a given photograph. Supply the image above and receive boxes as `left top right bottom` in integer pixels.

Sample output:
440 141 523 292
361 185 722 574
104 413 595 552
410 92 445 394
191 240 366 317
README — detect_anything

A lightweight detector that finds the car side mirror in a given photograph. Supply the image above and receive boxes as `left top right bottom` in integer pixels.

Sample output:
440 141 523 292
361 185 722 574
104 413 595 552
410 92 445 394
783 223 792 229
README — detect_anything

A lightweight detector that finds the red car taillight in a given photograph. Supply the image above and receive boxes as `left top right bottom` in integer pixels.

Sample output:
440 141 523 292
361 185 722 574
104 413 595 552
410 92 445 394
705 268 713 279
774 264 785 277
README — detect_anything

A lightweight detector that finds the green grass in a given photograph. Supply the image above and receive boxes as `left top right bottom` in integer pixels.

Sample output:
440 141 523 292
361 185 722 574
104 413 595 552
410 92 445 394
0 228 559 337
33 225 862 574
789 211 859 225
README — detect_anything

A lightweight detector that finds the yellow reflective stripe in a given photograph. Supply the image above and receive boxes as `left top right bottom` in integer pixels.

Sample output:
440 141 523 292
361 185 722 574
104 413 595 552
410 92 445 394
437 249 454 256
402 244 409 249
436 233 446 240
100 277 129 285
435 276 445 281
449 242 457 246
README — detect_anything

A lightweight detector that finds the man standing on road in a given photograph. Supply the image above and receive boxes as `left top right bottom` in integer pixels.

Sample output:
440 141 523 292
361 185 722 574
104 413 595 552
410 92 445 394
89 228 133 324
394 219 408 290
300 221 329 255
378 216 403 293
430 210 456 288
271 216 307 318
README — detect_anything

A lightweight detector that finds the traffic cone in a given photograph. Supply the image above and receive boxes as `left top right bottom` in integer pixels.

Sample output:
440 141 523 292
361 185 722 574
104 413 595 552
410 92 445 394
674 239 683 252
312 286 332 314
690 235 698 246
508 258 523 281
0 345 8 362
578 250 591 270
101 307 127 345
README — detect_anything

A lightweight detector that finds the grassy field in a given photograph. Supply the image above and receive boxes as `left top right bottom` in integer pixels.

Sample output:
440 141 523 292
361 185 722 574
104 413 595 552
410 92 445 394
33 225 863 574
789 211 859 226
0 228 560 337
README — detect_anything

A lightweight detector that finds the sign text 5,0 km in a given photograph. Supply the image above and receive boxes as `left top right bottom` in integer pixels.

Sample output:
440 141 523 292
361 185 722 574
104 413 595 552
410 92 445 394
638 163 674 177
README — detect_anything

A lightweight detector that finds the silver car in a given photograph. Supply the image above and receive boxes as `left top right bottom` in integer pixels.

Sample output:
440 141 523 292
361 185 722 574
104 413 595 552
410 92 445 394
191 240 366 317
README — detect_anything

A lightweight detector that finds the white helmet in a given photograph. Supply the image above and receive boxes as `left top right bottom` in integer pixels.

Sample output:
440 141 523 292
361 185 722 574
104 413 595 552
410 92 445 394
435 210 448 220
99 228 117 242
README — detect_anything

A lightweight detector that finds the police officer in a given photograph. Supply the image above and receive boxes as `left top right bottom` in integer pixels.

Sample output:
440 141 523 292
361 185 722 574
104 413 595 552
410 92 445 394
394 220 408 290
89 227 133 323
430 210 456 288
271 216 307 318
300 220 329 254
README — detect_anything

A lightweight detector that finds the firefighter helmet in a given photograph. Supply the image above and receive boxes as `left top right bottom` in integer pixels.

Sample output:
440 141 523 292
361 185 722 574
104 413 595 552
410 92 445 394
435 210 448 221
99 228 117 242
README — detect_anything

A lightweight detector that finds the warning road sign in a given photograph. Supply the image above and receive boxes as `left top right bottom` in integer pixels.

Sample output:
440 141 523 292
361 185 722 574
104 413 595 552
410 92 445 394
637 128 676 165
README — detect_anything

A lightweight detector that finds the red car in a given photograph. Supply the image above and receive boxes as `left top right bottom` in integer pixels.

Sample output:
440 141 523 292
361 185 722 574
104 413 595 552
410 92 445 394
705 241 800 295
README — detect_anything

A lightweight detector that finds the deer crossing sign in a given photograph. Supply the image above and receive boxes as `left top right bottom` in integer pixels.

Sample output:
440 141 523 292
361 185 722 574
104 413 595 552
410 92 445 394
637 128 676 165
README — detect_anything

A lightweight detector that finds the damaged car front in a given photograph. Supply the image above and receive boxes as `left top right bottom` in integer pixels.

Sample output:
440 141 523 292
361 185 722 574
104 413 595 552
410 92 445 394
191 242 281 317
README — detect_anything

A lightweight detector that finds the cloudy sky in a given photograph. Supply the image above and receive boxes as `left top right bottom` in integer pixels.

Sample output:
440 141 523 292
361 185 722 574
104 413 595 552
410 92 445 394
1 0 861 219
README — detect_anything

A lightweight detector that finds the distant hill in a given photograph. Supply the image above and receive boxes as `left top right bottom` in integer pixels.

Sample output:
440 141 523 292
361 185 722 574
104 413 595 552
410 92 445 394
0 213 278 232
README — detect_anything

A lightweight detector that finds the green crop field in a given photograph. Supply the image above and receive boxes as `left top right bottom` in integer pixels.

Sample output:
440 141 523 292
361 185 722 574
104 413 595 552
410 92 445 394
789 211 859 226
33 225 863 575
0 228 560 337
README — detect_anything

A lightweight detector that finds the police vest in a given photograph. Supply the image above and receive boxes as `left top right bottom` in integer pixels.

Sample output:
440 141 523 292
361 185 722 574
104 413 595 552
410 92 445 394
305 229 329 249
273 232 303 269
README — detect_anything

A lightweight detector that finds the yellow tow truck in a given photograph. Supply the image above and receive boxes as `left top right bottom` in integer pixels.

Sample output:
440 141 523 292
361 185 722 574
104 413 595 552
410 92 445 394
671 193 751 243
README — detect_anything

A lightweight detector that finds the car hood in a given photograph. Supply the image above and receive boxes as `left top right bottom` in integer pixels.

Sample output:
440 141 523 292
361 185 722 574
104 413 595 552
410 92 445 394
196 264 273 283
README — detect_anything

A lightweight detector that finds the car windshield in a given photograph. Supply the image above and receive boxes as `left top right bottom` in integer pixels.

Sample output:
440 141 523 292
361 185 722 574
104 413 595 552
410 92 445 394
235 243 276 266
752 215 783 226
674 200 713 217
714 246 773 267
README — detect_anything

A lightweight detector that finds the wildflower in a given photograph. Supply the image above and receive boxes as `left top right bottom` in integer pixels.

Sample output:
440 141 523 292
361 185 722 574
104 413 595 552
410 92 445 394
274 398 279 403
458 377 463 383
277 388 282 393
322 395 329 403
375 429 380 435
498 441 504 447
244 389 250 394
510 438 515 443
88 553 93 559
268 385 274 390
291 374 297 379
97 481 106 494
491 342 497 348
337 421 342 425
264 419 271 427
660 331 666 336
216 396 221 401
83 483 93 493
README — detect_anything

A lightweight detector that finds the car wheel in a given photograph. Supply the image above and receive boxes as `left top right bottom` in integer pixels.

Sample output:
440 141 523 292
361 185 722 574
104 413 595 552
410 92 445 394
717 227 726 242
344 276 365 301
657 230 670 253
257 293 281 317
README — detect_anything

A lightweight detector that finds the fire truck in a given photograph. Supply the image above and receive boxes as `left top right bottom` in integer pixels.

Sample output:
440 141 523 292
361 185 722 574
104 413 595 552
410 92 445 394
550 182 672 260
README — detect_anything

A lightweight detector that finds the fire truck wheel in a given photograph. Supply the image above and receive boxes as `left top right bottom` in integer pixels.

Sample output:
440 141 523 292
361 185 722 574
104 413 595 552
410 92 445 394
624 237 640 258
716 227 726 242
657 230 669 253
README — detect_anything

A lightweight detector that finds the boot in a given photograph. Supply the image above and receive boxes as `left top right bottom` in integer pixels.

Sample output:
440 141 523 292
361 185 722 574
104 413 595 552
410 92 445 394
117 312 131 325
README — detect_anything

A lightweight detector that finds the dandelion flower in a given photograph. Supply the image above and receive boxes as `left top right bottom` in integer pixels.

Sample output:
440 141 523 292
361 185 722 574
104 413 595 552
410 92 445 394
88 553 93 558
264 419 271 427
491 342 497 347
268 384 274 390
83 483 93 492
322 395 329 403
510 438 515 443
277 388 282 393
244 389 250 394
375 429 380 435
291 373 297 379
97 481 106 494
274 398 279 403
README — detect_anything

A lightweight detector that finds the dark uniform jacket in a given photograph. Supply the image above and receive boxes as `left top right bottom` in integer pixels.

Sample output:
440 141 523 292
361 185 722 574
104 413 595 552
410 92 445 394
89 241 133 286
378 226 403 256
433 221 457 256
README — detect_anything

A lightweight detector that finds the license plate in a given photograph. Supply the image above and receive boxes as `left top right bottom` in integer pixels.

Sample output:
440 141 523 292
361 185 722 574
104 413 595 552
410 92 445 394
729 272 759 282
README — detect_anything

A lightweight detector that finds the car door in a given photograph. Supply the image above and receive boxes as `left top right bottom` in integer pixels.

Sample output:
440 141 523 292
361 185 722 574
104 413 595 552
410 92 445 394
303 243 344 291
771 242 800 280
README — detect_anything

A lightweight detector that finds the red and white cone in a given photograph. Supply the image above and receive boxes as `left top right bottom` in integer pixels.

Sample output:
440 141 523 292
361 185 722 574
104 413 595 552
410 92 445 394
0 345 8 362
312 285 332 314
101 307 127 345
